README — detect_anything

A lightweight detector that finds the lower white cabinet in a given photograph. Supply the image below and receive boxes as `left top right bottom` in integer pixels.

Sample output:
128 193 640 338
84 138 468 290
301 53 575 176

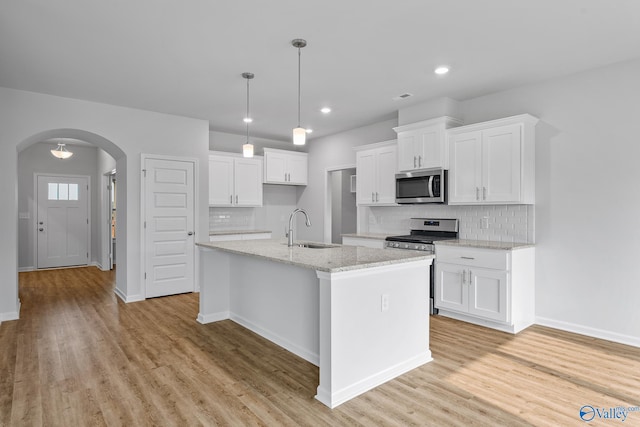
341 236 386 249
434 244 534 333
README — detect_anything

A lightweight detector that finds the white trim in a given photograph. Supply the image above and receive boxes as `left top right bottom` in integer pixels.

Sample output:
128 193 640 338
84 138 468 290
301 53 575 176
536 316 640 348
0 300 21 322
197 311 230 324
352 139 396 152
323 164 357 244
113 287 144 303
18 266 35 272
315 352 432 409
392 115 463 133
34 173 92 269
140 154 199 299
230 313 320 366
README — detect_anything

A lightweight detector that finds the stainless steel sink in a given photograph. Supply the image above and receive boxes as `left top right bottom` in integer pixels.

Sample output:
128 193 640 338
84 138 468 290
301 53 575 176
287 242 340 249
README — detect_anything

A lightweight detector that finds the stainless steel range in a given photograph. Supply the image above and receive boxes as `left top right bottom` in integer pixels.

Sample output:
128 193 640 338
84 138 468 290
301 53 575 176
385 218 459 314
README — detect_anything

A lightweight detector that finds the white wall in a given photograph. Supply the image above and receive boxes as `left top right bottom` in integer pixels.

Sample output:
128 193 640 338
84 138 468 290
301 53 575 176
0 87 209 319
297 118 398 242
17 142 109 270
459 58 640 345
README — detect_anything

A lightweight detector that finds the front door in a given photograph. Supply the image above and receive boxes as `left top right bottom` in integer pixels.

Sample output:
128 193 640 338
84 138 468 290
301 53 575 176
37 175 89 269
144 158 195 298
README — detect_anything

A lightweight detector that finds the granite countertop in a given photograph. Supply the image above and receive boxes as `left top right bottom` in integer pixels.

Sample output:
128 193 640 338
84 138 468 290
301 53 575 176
434 239 535 250
209 229 272 236
341 233 391 240
196 239 433 273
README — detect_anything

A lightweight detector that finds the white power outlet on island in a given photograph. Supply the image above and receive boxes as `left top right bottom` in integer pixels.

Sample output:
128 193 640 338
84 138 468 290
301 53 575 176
381 294 389 312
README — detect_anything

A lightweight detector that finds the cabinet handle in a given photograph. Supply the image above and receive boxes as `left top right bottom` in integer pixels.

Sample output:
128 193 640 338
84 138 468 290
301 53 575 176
418 155 422 167
375 192 378 202
461 256 475 260
414 156 417 168
476 187 480 201
462 269 466 285
230 195 233 204
236 195 238 204
371 192 375 202
483 187 487 200
468 270 472 285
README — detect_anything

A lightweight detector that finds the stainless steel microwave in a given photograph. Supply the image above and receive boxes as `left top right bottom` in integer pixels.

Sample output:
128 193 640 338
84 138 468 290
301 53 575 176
395 168 447 204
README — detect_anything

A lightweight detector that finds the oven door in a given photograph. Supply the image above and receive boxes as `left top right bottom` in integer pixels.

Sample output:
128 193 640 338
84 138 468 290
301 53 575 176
395 169 446 204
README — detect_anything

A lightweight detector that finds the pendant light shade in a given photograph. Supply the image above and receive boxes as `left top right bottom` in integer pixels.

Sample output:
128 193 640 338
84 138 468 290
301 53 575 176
242 72 255 158
291 38 307 146
51 142 73 159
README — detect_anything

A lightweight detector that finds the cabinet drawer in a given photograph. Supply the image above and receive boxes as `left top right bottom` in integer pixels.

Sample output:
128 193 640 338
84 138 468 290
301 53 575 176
436 245 508 270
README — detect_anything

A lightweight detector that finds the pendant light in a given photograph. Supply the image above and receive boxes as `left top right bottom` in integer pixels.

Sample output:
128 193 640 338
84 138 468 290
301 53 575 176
241 72 255 158
291 38 307 146
51 141 73 159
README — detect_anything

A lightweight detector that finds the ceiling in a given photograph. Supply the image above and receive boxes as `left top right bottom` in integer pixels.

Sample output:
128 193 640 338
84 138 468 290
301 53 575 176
1 1 639 142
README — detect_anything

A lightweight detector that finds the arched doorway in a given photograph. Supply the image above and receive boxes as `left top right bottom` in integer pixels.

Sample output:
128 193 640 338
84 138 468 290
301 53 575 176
16 128 127 298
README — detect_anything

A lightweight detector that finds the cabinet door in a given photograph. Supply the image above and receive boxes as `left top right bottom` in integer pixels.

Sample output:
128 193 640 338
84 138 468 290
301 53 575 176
356 150 377 205
376 145 397 204
287 155 308 185
417 126 443 170
482 124 522 203
234 158 263 206
209 156 234 206
397 131 419 172
449 131 482 204
434 262 468 313
264 152 287 184
468 268 509 323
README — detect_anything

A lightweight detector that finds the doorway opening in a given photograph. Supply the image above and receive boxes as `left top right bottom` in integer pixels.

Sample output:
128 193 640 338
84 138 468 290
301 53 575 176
324 166 357 244
107 170 116 270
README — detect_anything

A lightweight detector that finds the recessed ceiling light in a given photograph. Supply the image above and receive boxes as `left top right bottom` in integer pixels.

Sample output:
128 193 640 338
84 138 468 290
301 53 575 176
243 117 253 123
320 107 331 114
434 66 450 75
305 129 313 134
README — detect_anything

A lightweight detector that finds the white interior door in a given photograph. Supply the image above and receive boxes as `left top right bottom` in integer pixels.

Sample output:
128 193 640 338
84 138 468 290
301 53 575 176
37 175 89 269
144 158 195 298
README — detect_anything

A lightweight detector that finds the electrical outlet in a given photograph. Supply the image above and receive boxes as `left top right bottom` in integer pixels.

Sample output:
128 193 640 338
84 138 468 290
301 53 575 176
481 217 489 229
381 294 389 312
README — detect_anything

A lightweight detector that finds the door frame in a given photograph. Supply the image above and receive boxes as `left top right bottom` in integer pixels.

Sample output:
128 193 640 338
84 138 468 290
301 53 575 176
323 164 356 244
34 173 92 269
140 154 200 299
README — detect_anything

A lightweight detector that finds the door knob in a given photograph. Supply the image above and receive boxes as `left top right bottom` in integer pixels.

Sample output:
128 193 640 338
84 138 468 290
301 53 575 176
39 228 44 232
187 231 194 236
39 221 43 225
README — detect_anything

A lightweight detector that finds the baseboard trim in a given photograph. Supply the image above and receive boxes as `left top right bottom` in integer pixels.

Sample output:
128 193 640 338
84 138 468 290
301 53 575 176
230 313 319 366
18 266 35 272
315 352 433 409
1 300 21 322
197 311 230 324
113 288 144 303
536 316 640 348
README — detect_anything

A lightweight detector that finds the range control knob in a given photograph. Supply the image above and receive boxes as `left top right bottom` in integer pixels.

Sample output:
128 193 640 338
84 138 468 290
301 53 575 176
403 244 409 249
393 242 400 248
420 245 426 251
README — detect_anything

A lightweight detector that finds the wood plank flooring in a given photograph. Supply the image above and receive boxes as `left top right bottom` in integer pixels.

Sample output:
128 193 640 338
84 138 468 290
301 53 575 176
1 267 639 426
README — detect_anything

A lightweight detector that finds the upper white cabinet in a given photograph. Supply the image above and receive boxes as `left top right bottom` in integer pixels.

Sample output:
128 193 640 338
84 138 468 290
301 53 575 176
394 116 463 171
263 148 308 185
447 114 538 205
209 152 263 207
355 141 397 206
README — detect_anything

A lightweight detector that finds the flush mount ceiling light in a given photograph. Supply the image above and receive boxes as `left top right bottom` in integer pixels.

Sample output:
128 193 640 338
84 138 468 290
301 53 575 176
51 141 73 159
292 38 307 146
434 66 450 75
242 72 255 158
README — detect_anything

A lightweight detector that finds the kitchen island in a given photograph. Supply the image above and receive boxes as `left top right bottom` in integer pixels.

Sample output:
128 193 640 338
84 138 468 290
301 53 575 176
197 239 433 408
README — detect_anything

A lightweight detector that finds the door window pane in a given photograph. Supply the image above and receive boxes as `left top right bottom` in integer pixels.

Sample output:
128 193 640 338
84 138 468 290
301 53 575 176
58 184 69 200
68 184 78 201
48 183 58 200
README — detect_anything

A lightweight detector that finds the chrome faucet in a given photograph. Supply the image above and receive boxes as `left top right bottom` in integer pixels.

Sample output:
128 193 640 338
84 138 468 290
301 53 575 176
287 208 312 247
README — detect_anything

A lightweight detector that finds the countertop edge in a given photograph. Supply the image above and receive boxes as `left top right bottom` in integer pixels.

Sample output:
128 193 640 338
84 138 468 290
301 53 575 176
434 239 535 250
209 229 272 236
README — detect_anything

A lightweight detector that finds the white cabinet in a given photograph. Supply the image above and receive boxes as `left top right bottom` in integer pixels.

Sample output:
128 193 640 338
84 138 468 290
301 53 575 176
209 232 272 242
434 244 535 333
341 236 386 249
355 141 397 206
394 116 462 171
448 114 538 205
263 148 308 185
209 153 263 207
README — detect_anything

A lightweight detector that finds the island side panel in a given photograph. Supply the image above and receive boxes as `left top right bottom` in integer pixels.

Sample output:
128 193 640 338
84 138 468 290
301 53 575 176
315 259 433 408
197 247 231 323
228 254 320 365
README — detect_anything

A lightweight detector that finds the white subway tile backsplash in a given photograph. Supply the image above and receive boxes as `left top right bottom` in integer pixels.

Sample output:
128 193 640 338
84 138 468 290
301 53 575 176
367 204 535 243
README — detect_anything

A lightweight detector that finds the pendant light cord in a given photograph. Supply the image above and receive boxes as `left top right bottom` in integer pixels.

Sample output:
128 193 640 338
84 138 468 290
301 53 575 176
246 77 250 142
297 47 301 127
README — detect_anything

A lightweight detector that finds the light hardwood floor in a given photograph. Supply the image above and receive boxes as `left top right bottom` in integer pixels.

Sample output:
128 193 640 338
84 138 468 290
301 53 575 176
1 267 639 426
